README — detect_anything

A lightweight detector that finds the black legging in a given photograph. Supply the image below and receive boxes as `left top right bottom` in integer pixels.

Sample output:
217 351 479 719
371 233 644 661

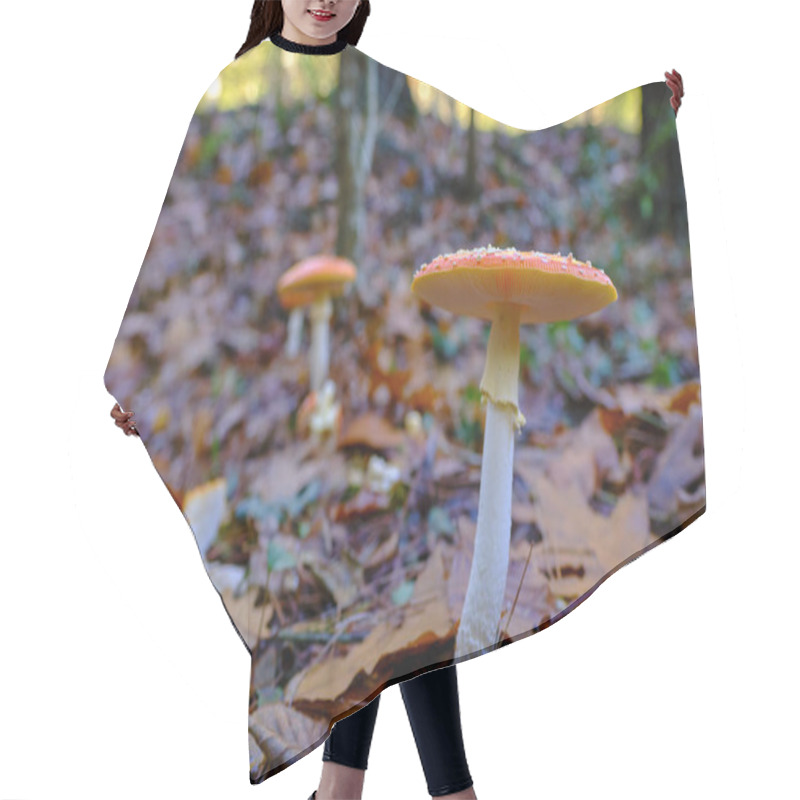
323 664 473 797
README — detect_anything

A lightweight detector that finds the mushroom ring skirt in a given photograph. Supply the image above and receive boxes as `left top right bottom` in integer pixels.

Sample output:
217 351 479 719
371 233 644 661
104 40 704 785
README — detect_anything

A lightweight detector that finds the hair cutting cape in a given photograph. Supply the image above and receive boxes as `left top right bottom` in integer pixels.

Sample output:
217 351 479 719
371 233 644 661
103 35 704 785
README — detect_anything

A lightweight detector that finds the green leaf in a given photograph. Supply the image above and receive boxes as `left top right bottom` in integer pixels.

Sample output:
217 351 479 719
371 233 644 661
462 383 482 404
456 415 481 448
649 354 681 387
389 482 410 511
640 194 654 220
566 324 585 354
427 506 455 537
267 540 296 572
256 686 283 706
391 579 415 606
520 341 538 370
285 479 322 517
341 484 360 502
431 328 460 361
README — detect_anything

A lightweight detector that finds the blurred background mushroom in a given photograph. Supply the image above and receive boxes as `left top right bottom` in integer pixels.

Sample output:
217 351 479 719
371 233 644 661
411 245 618 659
276 255 357 392
278 286 315 360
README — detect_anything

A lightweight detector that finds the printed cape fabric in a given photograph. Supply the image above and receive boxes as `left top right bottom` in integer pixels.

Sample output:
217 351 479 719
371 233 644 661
103 36 705 785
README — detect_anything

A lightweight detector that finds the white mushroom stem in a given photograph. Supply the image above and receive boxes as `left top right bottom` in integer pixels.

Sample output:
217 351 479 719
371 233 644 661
285 307 304 359
308 294 332 393
455 303 524 660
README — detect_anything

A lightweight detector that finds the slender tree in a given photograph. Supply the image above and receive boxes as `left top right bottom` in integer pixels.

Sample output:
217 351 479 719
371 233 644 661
335 49 407 265
639 82 688 239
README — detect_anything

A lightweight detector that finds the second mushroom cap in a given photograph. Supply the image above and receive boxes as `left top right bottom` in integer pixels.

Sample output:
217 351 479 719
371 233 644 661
277 255 357 304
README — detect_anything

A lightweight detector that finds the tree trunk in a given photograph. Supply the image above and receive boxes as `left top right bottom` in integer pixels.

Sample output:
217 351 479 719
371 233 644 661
377 63 417 126
639 82 687 241
335 47 365 265
465 105 479 201
270 46 287 136
335 50 406 270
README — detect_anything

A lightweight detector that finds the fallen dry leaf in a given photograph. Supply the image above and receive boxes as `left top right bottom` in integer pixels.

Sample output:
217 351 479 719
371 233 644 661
647 402 705 533
529 472 653 598
338 412 406 450
291 550 455 709
668 381 701 415
247 439 348 504
545 407 621 501
299 551 361 610
249 702 328 780
333 488 392 521
361 530 400 570
383 279 427 341
220 586 273 651
503 537 560 637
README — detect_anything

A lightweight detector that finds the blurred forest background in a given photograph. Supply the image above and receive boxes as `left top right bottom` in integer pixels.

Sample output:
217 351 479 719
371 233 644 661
109 45 704 741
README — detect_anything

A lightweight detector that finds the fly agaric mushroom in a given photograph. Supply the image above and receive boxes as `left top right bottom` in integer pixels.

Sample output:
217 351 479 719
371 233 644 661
277 255 357 392
411 245 618 659
279 288 315 360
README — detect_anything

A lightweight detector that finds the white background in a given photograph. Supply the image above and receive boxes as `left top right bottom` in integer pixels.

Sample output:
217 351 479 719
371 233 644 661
1 1 797 798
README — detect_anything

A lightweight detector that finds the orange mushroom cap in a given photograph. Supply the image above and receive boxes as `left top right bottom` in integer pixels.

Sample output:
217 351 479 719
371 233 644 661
277 255 357 306
411 246 617 324
278 287 317 310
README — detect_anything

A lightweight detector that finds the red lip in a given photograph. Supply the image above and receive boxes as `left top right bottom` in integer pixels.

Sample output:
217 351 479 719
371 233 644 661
308 10 335 21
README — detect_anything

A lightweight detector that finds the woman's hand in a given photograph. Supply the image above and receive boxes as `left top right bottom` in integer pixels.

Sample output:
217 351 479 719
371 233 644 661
111 402 139 436
665 69 684 116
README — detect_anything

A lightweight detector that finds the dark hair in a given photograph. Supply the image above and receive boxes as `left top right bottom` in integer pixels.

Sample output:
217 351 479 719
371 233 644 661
235 0 371 60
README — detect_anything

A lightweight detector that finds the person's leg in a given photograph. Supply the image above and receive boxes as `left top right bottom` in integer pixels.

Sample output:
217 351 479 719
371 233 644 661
400 664 476 799
315 694 381 800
